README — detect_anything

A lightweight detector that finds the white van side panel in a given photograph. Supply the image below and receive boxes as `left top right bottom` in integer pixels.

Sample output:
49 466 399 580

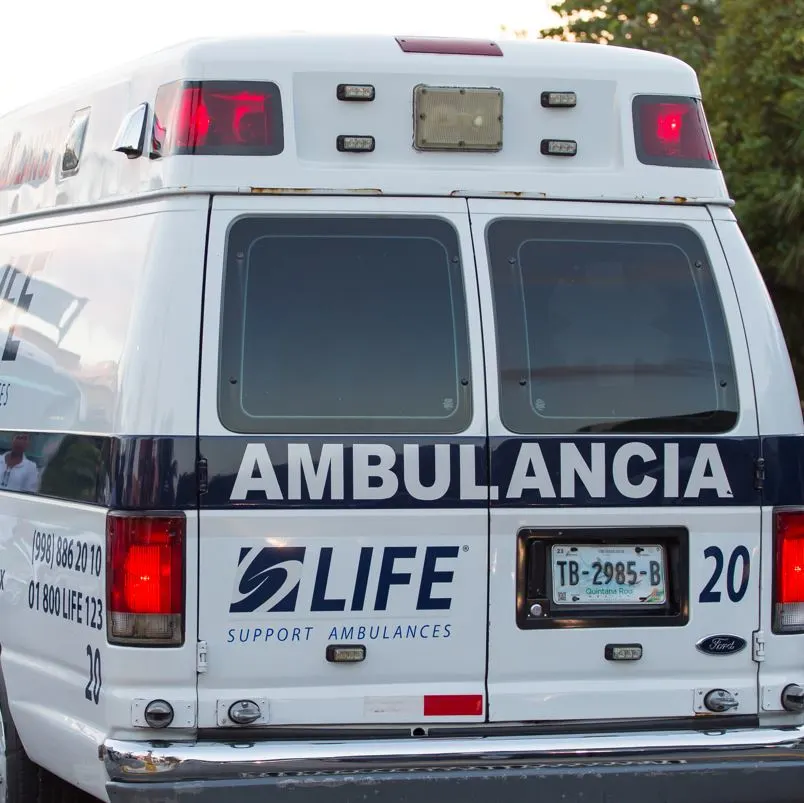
0 197 209 799
711 211 804 727
0 196 209 436
0 495 110 798
0 495 200 801
709 209 803 437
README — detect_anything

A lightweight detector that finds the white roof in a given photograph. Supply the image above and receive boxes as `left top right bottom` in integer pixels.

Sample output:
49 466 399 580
0 34 730 220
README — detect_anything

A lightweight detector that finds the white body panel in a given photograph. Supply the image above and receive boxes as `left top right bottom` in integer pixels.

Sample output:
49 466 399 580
0 489 201 801
485 505 760 721
0 494 109 797
710 211 804 724
201 510 486 726
0 197 207 800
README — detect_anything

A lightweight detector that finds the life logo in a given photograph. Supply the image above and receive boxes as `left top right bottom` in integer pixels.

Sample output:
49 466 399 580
229 544 464 615
230 547 307 614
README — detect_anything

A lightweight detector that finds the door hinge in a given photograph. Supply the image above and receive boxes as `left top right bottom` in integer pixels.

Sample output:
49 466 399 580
197 640 208 673
753 457 765 491
197 457 209 495
752 630 765 662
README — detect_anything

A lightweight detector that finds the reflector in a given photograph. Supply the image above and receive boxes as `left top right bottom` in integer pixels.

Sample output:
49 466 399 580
423 694 483 716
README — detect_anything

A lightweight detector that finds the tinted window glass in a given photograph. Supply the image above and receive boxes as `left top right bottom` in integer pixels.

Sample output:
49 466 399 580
219 215 472 434
486 219 738 434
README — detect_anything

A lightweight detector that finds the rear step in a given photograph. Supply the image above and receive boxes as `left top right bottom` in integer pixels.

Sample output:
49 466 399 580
197 715 759 740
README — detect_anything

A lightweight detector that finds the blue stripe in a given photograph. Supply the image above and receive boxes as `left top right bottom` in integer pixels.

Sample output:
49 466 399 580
0 431 802 510
202 437 487 509
111 436 197 509
0 433 196 509
760 435 804 509
198 436 759 509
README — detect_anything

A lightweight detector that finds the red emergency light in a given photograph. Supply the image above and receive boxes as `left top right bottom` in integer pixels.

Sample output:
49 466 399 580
633 95 717 168
152 80 284 157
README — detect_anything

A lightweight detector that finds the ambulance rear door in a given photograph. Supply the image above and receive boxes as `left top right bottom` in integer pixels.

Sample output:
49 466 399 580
195 195 491 728
469 198 762 724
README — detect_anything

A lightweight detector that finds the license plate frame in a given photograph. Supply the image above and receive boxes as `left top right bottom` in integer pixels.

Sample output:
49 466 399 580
516 527 689 630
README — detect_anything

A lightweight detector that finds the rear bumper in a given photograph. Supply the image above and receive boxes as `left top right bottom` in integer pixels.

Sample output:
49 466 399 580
103 725 804 803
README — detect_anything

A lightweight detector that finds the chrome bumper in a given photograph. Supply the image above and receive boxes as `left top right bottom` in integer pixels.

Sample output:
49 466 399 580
103 724 804 783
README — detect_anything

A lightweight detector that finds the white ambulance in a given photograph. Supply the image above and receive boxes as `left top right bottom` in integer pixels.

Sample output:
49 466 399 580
1 32 803 803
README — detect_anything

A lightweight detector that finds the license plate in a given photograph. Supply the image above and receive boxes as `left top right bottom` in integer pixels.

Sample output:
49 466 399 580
550 544 667 606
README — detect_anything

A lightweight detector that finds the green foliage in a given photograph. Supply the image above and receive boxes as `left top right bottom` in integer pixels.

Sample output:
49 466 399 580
541 0 804 392
543 0 721 71
702 3 804 289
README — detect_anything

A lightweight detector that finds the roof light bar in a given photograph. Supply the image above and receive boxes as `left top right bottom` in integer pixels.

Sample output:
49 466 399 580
541 139 577 157
337 84 375 102
541 91 577 108
337 135 375 153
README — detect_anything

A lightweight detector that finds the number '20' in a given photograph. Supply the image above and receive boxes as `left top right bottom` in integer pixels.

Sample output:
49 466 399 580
699 545 751 603
85 646 101 705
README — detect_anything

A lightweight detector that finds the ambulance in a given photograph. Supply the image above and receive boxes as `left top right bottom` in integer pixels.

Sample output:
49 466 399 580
0 31 803 803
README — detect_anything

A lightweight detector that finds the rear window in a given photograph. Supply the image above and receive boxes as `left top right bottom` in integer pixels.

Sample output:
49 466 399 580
218 215 472 434
486 219 738 435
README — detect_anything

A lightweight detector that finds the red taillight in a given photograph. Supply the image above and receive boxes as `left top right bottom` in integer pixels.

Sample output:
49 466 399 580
152 80 284 157
774 509 804 633
106 512 185 646
174 87 211 150
633 95 717 168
